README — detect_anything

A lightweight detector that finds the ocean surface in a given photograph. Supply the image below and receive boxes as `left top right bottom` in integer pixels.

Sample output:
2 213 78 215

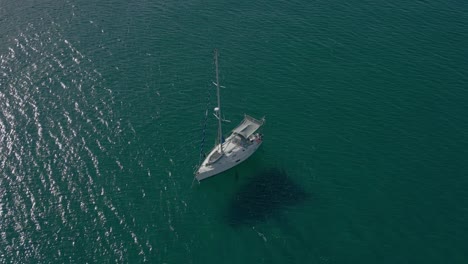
1 0 468 263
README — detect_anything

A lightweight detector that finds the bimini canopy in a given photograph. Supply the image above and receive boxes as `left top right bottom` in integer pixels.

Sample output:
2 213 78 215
232 115 264 138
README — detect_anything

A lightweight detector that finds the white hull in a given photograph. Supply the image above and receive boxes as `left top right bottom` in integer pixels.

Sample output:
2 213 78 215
196 133 263 181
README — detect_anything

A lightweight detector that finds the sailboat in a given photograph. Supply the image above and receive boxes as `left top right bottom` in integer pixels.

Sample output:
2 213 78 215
195 50 265 181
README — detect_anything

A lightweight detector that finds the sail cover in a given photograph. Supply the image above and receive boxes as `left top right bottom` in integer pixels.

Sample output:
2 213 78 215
232 115 264 138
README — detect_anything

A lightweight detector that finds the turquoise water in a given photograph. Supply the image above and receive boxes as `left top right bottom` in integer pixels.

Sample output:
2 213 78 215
1 0 467 263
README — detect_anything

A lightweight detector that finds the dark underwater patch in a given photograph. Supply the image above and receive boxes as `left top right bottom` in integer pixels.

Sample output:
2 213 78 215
226 168 309 227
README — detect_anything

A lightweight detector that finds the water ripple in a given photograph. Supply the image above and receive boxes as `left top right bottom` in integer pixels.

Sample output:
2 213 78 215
0 17 151 262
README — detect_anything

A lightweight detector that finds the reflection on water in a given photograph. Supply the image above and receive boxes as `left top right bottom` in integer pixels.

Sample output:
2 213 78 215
226 168 309 227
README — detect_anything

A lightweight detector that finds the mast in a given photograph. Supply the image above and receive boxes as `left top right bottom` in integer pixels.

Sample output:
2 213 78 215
214 49 223 153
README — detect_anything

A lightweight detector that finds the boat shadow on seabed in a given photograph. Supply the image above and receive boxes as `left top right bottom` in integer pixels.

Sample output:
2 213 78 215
225 168 310 227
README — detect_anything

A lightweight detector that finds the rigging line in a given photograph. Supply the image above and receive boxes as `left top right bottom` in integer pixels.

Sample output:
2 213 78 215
198 84 212 166
193 84 212 187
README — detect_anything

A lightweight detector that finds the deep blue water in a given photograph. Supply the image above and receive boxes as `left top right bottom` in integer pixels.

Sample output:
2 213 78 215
1 0 468 263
